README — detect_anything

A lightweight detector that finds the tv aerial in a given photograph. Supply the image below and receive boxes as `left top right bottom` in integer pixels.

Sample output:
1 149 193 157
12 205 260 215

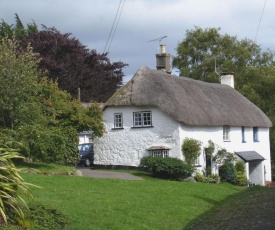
148 35 167 44
148 36 167 53
205 54 224 77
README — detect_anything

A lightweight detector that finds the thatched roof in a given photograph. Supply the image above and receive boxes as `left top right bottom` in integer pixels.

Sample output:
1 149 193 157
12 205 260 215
104 66 272 127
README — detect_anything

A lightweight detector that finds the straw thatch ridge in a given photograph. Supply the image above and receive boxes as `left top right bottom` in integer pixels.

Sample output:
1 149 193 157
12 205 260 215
104 66 272 127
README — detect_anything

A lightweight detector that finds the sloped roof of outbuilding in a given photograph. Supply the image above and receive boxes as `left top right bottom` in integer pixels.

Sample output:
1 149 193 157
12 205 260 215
104 66 272 127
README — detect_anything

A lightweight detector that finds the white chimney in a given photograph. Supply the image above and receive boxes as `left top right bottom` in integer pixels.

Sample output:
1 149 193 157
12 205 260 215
220 72 234 88
156 44 171 74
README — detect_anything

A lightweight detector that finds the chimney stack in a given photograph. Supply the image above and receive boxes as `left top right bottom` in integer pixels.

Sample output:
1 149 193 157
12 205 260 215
156 44 171 74
220 72 234 88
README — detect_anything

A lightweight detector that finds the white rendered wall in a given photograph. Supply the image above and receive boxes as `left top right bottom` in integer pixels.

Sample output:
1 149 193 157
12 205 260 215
179 125 271 182
94 106 182 166
94 105 271 183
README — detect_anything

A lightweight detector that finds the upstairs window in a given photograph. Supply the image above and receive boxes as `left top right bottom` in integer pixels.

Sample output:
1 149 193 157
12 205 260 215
223 126 230 141
253 127 259 142
114 113 123 129
133 111 152 127
242 126 246 143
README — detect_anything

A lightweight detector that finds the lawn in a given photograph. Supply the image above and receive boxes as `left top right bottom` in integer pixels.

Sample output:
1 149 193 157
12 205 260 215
19 167 245 230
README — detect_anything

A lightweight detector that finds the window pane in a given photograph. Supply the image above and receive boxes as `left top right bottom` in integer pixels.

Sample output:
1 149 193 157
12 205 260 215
163 150 169 158
134 112 142 127
143 112 152 126
223 126 230 141
242 126 245 142
253 127 259 142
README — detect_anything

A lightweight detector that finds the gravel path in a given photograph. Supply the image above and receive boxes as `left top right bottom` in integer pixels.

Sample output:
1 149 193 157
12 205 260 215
76 168 143 180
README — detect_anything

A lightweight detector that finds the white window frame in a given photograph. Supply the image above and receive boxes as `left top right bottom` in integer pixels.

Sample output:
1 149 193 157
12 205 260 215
114 113 123 129
223 125 230 141
133 111 152 127
150 149 169 158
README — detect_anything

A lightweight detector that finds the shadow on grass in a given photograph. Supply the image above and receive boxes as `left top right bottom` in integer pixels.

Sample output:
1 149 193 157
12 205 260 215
184 185 265 230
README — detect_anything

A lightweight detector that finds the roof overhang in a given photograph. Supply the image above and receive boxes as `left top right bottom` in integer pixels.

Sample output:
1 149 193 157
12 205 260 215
147 145 171 151
235 151 265 162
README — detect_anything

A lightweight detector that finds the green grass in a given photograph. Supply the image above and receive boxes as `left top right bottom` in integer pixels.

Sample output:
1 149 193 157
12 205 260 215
20 172 245 230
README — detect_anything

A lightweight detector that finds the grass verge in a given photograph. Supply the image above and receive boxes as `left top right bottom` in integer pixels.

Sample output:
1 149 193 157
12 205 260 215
20 172 244 230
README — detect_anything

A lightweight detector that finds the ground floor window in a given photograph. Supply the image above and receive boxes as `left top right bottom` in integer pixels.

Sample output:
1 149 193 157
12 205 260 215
150 149 169 158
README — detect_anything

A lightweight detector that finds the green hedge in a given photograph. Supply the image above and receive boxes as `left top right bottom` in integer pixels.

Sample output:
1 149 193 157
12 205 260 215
140 156 194 180
0 125 79 165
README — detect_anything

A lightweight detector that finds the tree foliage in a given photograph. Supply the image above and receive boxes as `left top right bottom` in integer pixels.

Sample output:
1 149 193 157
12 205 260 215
0 37 104 164
0 37 40 129
0 14 128 102
174 27 275 160
173 27 275 85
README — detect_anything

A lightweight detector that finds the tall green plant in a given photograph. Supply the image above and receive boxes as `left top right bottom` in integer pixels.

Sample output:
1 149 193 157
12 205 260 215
182 138 202 165
0 145 36 226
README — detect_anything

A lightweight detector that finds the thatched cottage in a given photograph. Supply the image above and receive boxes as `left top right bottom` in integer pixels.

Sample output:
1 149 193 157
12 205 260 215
94 45 272 186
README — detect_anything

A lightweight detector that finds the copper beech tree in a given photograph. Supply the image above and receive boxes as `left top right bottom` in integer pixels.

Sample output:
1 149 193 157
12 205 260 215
0 14 128 102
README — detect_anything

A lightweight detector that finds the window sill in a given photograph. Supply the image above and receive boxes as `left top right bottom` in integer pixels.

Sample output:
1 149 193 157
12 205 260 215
223 140 231 142
195 165 202 167
131 126 154 129
242 141 246 143
111 127 124 130
253 140 260 143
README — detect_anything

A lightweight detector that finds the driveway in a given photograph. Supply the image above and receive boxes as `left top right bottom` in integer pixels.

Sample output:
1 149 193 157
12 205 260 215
76 167 143 180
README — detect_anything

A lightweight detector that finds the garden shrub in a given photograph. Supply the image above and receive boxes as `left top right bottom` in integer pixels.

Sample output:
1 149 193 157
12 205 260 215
236 171 248 186
194 173 204 183
219 162 237 184
139 156 194 180
182 138 202 165
204 174 220 184
139 156 158 172
235 161 245 173
194 173 220 184
235 161 247 186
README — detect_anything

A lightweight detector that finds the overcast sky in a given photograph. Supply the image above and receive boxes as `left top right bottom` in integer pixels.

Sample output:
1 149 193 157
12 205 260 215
1 0 275 82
